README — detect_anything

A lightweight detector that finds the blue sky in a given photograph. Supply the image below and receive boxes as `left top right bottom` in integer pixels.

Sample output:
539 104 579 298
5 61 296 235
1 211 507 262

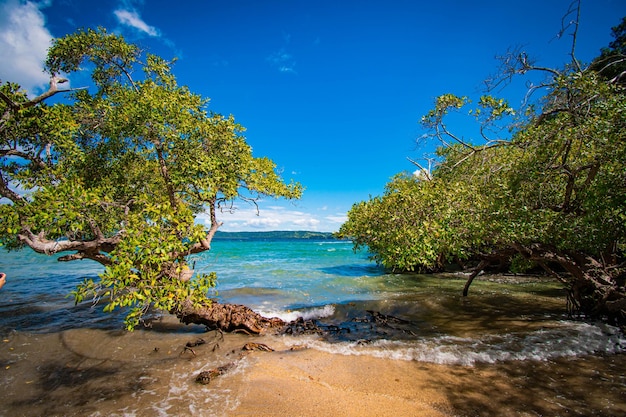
1 0 624 232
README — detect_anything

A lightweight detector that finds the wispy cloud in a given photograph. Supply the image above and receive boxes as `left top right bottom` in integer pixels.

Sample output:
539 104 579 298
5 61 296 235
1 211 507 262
114 8 159 37
267 48 296 74
0 0 53 95
325 213 348 225
196 203 343 232
216 205 319 231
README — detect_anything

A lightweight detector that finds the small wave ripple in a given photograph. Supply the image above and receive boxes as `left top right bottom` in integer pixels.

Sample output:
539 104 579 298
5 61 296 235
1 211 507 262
281 321 626 366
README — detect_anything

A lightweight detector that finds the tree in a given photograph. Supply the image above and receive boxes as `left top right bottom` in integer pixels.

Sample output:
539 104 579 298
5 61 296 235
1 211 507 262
339 172 486 273
590 16 626 84
0 28 301 331
339 6 626 325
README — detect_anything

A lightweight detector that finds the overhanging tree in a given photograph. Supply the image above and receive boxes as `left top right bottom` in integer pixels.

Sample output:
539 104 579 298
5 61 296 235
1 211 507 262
0 28 301 331
339 6 626 324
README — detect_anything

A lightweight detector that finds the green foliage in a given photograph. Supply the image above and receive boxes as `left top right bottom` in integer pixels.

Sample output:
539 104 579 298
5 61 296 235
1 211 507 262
339 174 486 271
341 34 626 275
509 254 537 274
420 93 468 126
74 201 218 330
590 16 626 84
502 73 626 254
1 28 302 329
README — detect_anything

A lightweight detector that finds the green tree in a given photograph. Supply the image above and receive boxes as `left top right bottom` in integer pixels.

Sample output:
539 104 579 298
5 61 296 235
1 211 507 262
0 28 301 331
590 16 626 84
340 172 486 273
340 8 626 324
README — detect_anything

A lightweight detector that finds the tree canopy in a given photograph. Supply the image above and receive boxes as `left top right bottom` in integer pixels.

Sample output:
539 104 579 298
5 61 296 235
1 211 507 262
0 28 302 330
339 11 626 324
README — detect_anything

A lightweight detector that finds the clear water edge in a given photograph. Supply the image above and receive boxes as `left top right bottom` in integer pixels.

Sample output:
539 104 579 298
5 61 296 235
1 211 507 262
1 238 625 416
1 238 624 365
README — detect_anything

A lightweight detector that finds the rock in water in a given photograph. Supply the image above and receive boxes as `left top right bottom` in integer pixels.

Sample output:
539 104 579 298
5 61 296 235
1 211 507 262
195 363 235 385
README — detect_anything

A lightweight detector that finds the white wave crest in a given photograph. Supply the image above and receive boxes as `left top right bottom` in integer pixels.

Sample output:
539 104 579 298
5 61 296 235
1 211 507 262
256 304 336 322
282 321 626 366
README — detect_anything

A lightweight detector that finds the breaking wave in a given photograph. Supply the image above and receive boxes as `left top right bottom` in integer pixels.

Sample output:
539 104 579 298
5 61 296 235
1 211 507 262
281 321 626 366
255 304 336 323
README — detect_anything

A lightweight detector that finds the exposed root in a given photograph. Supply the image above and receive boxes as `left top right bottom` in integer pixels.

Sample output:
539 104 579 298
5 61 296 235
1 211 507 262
177 301 285 334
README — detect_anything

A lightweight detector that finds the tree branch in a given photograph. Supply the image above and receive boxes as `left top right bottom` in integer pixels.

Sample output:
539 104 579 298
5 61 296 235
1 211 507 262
0 171 24 203
57 251 113 265
18 227 122 265
0 90 19 110
557 0 583 72
407 157 433 181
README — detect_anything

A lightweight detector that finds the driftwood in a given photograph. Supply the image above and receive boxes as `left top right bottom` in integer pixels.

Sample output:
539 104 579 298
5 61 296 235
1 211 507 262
195 363 236 385
177 300 285 334
242 342 274 352
194 342 276 385
180 338 207 356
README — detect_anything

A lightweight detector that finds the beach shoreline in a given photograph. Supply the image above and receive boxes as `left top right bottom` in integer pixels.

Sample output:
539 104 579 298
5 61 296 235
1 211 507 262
229 341 626 417
1 313 625 417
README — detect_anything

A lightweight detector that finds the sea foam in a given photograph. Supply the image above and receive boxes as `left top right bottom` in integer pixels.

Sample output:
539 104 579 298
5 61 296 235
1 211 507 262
280 321 626 366
256 304 336 322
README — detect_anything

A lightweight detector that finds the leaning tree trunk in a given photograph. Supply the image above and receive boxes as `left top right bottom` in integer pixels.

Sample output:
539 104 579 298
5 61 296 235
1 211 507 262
176 300 286 334
512 243 626 325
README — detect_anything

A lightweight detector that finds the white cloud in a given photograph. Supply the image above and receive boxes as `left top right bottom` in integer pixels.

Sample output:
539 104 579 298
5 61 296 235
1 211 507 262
196 202 344 233
114 8 159 37
0 0 53 95
267 48 296 74
325 214 348 224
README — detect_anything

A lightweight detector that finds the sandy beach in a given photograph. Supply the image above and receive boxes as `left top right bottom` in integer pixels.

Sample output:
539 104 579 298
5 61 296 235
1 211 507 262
1 317 625 417
232 345 626 417
231 347 454 417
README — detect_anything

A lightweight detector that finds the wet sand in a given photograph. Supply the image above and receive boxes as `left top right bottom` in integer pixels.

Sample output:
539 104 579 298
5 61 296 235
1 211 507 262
2 316 625 417
233 346 626 417
232 347 454 416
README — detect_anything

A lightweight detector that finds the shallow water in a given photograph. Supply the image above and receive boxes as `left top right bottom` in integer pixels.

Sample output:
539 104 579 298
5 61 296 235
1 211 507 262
1 319 624 417
1 239 625 415
0 320 253 417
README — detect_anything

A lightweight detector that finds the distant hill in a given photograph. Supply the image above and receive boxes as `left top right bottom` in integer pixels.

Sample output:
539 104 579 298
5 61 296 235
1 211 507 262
213 230 339 240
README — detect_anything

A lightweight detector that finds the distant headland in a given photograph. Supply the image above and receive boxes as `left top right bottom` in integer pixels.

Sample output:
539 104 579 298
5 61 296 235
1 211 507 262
213 230 339 240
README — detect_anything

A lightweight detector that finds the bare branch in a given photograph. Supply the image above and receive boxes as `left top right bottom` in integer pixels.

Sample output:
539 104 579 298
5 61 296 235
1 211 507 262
485 49 561 94
20 75 70 108
407 157 433 181
609 69 626 85
592 55 626 83
0 90 19 110
555 0 583 71
17 227 122 266
186 198 223 255
57 251 113 265
0 171 24 203
1 75 87 133
0 148 48 170
436 122 475 151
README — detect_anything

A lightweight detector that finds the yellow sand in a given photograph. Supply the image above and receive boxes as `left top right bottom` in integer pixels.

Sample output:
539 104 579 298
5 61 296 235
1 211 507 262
1 324 624 416
230 348 454 417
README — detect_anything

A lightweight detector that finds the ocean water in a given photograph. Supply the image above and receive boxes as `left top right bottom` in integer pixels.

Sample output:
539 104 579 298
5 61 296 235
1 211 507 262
1 237 626 416
1 237 624 365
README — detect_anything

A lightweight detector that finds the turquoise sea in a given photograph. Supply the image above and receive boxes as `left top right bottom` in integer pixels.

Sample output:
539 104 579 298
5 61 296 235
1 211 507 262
1 236 625 364
1 236 626 416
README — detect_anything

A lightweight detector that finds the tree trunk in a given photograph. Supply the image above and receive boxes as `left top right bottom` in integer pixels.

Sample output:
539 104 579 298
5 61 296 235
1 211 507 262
463 248 517 296
512 242 626 325
176 300 285 334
